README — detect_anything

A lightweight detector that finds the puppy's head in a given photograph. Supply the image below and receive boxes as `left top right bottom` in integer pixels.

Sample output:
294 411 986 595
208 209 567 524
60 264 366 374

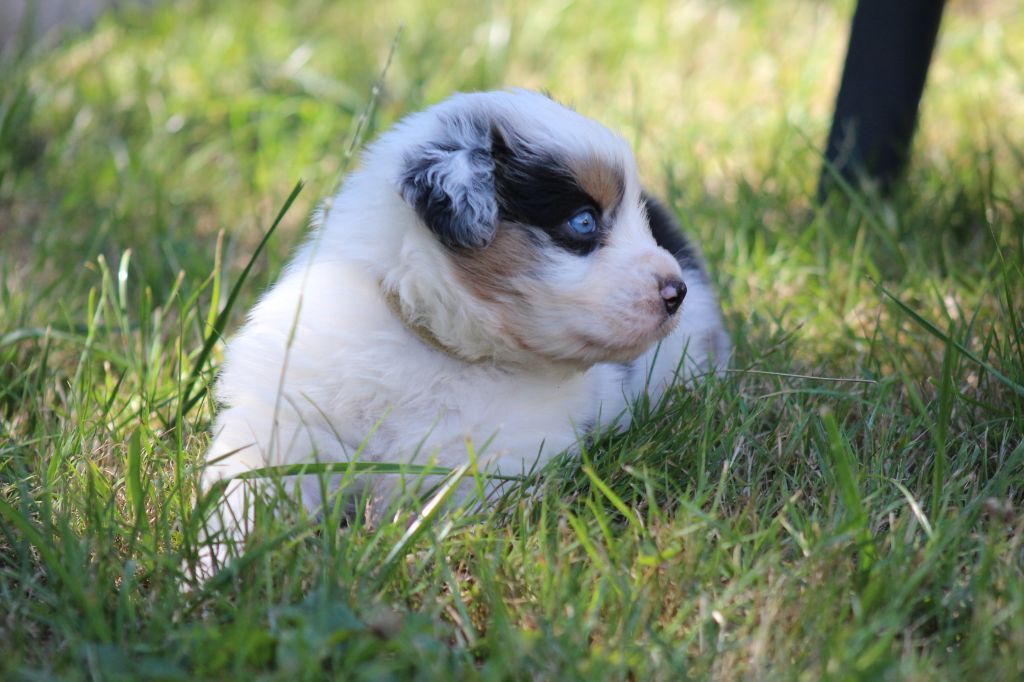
395 90 685 366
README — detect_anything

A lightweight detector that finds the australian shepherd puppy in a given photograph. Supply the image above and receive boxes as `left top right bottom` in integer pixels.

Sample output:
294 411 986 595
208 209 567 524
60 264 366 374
196 89 730 573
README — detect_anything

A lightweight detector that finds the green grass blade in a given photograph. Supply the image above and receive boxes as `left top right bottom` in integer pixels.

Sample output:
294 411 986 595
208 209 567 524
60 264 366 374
180 180 305 416
821 411 875 571
125 429 147 529
583 465 642 531
874 278 1024 397
234 460 525 482
377 459 474 580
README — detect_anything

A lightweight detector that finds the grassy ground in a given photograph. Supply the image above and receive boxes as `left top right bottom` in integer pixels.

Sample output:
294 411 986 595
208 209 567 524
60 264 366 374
2 0 1023 678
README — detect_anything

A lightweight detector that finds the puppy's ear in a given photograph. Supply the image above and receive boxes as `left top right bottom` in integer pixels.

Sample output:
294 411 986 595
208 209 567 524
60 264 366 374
399 113 499 250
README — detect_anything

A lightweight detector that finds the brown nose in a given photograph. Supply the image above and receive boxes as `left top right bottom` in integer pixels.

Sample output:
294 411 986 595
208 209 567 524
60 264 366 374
659 278 686 315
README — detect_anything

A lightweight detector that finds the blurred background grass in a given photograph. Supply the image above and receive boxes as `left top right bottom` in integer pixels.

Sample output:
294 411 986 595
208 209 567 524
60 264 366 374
2 0 1024 678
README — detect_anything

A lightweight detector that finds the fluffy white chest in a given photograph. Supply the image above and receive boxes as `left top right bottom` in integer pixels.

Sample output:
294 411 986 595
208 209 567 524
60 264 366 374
205 261 629 485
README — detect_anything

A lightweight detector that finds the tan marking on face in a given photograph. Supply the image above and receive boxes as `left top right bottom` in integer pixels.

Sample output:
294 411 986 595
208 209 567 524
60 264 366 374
569 155 625 212
452 222 539 303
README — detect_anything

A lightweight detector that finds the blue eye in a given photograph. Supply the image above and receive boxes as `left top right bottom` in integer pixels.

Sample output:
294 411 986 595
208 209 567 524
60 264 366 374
567 210 598 235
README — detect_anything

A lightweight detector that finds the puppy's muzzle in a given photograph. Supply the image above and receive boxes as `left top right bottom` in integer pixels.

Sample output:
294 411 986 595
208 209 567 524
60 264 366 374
658 277 687 316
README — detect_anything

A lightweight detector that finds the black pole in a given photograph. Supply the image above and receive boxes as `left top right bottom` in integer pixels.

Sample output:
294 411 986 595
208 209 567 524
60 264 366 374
818 0 946 201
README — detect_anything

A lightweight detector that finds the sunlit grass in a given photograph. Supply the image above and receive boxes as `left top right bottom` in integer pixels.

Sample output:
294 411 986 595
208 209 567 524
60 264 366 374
2 0 1023 678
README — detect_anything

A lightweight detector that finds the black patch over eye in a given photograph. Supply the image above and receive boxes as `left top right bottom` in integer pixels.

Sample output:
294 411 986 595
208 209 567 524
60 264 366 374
492 132 604 256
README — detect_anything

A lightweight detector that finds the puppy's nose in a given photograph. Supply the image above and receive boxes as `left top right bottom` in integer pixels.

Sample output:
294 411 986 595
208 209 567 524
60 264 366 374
659 278 686 315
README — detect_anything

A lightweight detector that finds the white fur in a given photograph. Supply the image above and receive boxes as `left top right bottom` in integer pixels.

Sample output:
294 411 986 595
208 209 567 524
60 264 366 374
195 90 730 574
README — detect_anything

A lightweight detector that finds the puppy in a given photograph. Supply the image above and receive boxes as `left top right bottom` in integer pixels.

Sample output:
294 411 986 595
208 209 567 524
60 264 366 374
197 89 730 571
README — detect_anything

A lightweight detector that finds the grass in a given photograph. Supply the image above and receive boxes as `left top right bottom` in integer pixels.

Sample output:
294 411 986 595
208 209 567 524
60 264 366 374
2 0 1023 678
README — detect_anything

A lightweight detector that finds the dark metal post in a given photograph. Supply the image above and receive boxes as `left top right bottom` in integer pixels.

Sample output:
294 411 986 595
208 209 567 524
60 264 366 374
818 0 946 200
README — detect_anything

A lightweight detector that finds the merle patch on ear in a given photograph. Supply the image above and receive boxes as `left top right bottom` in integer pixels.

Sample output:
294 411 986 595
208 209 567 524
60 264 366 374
399 113 499 250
